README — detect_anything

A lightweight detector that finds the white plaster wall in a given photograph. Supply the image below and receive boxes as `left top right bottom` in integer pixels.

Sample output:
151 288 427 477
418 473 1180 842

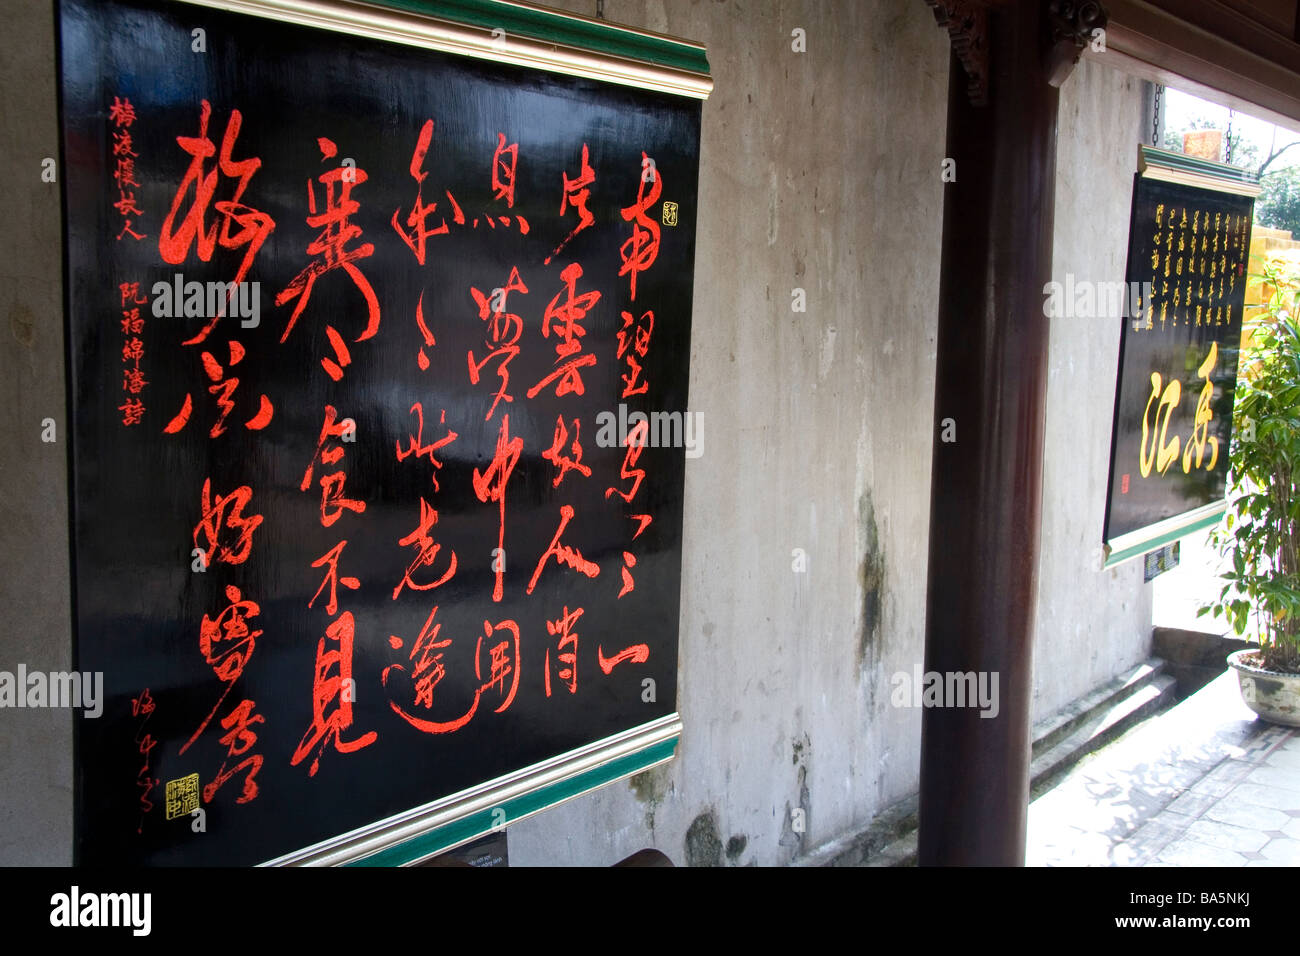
1031 55 1154 725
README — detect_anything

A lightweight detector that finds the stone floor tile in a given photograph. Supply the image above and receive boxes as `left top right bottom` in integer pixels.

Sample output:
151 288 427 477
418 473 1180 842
1163 789 1218 818
1257 836 1300 864
1156 839 1247 866
1227 781 1300 813
1183 818 1269 853
1203 800 1293 831
1245 765 1300 793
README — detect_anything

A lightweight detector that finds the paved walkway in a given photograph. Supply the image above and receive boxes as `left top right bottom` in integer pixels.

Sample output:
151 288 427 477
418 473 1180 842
1027 670 1300 866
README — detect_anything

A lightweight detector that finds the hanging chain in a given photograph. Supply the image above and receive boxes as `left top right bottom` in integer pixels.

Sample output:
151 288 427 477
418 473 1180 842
1152 84 1162 146
1225 109 1234 164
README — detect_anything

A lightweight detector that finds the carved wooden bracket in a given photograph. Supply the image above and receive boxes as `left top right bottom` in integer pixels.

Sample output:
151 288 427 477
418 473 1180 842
925 0 989 106
1046 1 1109 87
926 0 1110 104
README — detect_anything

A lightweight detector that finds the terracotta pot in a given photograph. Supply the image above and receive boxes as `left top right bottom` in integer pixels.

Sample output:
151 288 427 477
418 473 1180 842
1228 648 1300 727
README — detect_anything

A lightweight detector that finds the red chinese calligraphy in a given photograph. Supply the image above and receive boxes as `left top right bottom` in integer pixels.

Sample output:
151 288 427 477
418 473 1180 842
291 611 377 776
300 405 365 527
527 262 600 399
527 504 601 595
618 551 636 599
163 339 273 437
393 497 458 598
277 137 379 381
597 643 650 674
118 282 149 424
605 418 648 505
202 699 264 804
492 132 518 208
617 309 654 398
381 612 519 734
545 143 595 265
309 540 361 616
131 688 158 832
544 605 583 697
382 606 460 732
193 479 262 567
110 96 147 242
181 585 261 754
392 119 452 263
467 268 528 420
395 402 458 492
542 415 591 487
619 151 662 301
414 291 437 370
472 414 522 602
159 101 275 344
477 619 521 714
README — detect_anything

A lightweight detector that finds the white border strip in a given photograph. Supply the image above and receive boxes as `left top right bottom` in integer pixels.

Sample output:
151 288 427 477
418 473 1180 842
262 713 682 866
1105 499 1226 566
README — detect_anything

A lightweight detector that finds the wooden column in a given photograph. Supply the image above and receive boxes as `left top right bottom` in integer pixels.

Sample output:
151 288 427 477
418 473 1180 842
917 0 1103 865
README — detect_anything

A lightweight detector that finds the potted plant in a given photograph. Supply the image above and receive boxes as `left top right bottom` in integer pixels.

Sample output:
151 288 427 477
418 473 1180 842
1201 257 1300 726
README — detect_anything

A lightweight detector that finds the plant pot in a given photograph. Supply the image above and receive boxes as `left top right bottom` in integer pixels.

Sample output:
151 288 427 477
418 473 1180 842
1227 648 1300 727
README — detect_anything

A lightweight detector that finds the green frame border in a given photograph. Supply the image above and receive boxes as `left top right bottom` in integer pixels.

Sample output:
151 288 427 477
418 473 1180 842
367 0 711 75
1105 505 1225 568
1139 145 1258 186
347 736 678 865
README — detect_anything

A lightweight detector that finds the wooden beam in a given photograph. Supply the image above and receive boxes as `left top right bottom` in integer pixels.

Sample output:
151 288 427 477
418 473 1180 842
1103 0 1300 130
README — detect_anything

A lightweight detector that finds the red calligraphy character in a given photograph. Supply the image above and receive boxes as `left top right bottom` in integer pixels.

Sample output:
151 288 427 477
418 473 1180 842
618 551 636 599
203 699 264 804
467 268 528 420
163 340 273 437
597 643 650 673
131 686 158 831
605 418 648 505
415 291 436 370
131 688 155 718
277 137 379 381
545 144 595 265
193 479 262 567
544 605 583 697
309 540 361 616
392 119 451 264
527 504 601 595
123 367 148 395
382 606 475 734
109 96 137 128
159 101 276 345
119 282 147 307
395 402 458 492
542 416 591 487
618 309 654 398
112 129 137 159
527 262 600 399
119 398 146 426
181 585 261 755
472 414 522 602
619 152 662 301
393 497 458 599
135 742 159 828
291 611 377 776
115 193 147 241
477 618 520 713
120 307 144 335
114 155 140 191
300 405 364 527
491 132 518 208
